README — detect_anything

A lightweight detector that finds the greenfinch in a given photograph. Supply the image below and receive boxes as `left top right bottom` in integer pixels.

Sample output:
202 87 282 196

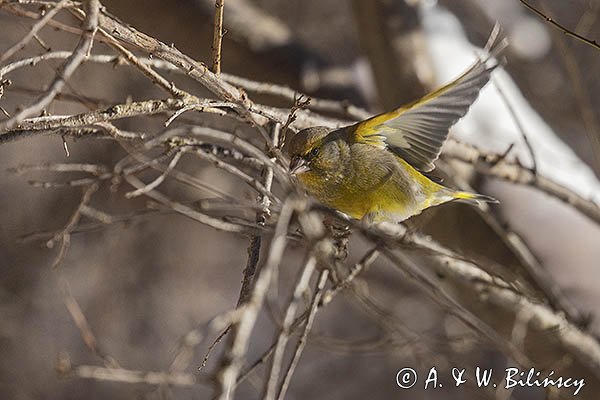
287 40 504 223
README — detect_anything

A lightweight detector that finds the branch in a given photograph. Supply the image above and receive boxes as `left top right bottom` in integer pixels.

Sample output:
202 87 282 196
48 182 98 268
0 0 100 131
221 73 371 120
263 252 317 399
442 139 600 225
123 174 251 234
94 22 188 98
0 0 69 63
197 0 292 52
235 247 379 389
436 158 584 325
60 278 119 368
239 123 281 306
214 197 300 400
355 220 600 380
0 49 368 122
211 0 225 73
58 360 210 386
0 6 349 136
93 10 252 116
539 1 600 173
519 0 600 51
276 269 329 400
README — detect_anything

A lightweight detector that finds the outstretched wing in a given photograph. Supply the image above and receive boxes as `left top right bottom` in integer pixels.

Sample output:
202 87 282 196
351 36 506 172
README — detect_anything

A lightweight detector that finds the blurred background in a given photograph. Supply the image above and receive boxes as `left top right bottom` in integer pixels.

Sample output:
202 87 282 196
1 0 599 399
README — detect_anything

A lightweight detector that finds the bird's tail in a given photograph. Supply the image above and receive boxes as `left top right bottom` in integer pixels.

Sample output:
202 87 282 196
451 191 499 205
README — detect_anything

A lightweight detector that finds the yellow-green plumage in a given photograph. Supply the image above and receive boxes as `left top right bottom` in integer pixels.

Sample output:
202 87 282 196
287 36 504 223
288 126 488 223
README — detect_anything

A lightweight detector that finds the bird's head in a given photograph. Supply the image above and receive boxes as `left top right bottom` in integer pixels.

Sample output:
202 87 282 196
286 126 334 175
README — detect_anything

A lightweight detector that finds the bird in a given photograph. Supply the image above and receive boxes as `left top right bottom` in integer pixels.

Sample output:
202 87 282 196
287 36 505 224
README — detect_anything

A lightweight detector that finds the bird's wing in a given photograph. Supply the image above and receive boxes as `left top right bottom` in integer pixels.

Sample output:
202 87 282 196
350 37 506 172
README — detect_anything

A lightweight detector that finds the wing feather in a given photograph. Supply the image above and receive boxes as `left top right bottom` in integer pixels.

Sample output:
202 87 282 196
351 35 506 171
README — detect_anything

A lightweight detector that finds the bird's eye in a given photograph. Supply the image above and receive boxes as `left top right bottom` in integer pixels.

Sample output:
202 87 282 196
307 147 319 159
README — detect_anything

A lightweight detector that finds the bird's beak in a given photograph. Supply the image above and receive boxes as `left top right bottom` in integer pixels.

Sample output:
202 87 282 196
289 156 310 175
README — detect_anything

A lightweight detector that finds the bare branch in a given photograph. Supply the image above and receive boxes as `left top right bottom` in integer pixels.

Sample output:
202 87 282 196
277 269 329 400
0 0 100 131
263 253 317 399
58 362 210 386
48 182 98 269
0 0 69 63
355 220 600 378
239 122 282 306
123 174 251 234
211 0 225 74
492 78 538 174
60 278 119 367
215 197 300 400
125 149 184 198
438 158 584 325
443 139 600 225
519 0 600 51
221 73 371 120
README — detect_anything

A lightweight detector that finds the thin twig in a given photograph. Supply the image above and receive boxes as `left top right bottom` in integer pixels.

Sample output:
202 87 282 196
215 197 300 400
519 0 600 51
0 0 69 63
60 363 210 386
280 95 311 146
320 247 380 305
443 139 600 225
8 162 108 175
164 102 229 126
277 269 329 400
235 247 378 390
541 1 600 173
123 174 251 234
125 149 184 198
437 158 584 325
263 253 317 400
60 278 119 367
492 78 538 174
239 122 281 306
0 0 100 131
49 182 98 268
199 123 282 371
221 73 371 120
211 0 225 73
169 328 204 373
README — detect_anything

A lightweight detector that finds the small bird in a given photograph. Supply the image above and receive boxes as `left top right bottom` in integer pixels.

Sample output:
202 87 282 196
287 38 505 223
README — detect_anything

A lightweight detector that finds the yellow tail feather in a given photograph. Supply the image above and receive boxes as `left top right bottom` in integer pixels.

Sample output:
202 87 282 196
452 191 499 205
